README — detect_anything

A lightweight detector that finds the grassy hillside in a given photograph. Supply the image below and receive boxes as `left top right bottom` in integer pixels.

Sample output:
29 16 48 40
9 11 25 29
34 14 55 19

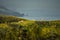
0 15 60 40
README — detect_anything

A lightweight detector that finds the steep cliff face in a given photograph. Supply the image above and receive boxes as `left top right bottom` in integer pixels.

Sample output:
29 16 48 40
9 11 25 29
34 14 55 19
0 6 24 17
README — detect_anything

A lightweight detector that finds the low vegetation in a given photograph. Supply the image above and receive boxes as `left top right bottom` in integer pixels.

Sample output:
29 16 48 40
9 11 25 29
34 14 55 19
0 15 60 40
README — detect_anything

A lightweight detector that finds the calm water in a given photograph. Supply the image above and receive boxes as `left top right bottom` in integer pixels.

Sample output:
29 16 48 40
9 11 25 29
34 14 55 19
21 16 60 21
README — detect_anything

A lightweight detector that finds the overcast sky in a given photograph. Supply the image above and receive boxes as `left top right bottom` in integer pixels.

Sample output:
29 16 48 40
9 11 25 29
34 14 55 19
0 0 60 20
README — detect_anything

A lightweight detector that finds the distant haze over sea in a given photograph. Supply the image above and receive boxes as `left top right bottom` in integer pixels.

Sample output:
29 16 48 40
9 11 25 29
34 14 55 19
0 0 60 20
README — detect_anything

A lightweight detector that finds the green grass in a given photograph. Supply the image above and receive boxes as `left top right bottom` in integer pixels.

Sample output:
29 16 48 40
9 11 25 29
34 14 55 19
0 15 60 40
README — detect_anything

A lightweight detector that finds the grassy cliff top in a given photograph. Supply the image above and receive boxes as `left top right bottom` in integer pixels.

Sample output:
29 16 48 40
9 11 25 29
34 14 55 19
0 15 60 40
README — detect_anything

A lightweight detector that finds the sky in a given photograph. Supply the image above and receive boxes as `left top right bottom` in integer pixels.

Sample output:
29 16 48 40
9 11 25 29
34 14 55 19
0 0 60 20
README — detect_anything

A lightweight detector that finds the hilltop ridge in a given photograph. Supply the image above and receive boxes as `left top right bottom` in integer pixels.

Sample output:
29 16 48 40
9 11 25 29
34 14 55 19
0 6 24 17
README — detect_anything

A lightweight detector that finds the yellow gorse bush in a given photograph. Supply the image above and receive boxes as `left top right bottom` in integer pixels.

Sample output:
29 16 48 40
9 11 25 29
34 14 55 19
0 24 8 28
0 15 60 40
